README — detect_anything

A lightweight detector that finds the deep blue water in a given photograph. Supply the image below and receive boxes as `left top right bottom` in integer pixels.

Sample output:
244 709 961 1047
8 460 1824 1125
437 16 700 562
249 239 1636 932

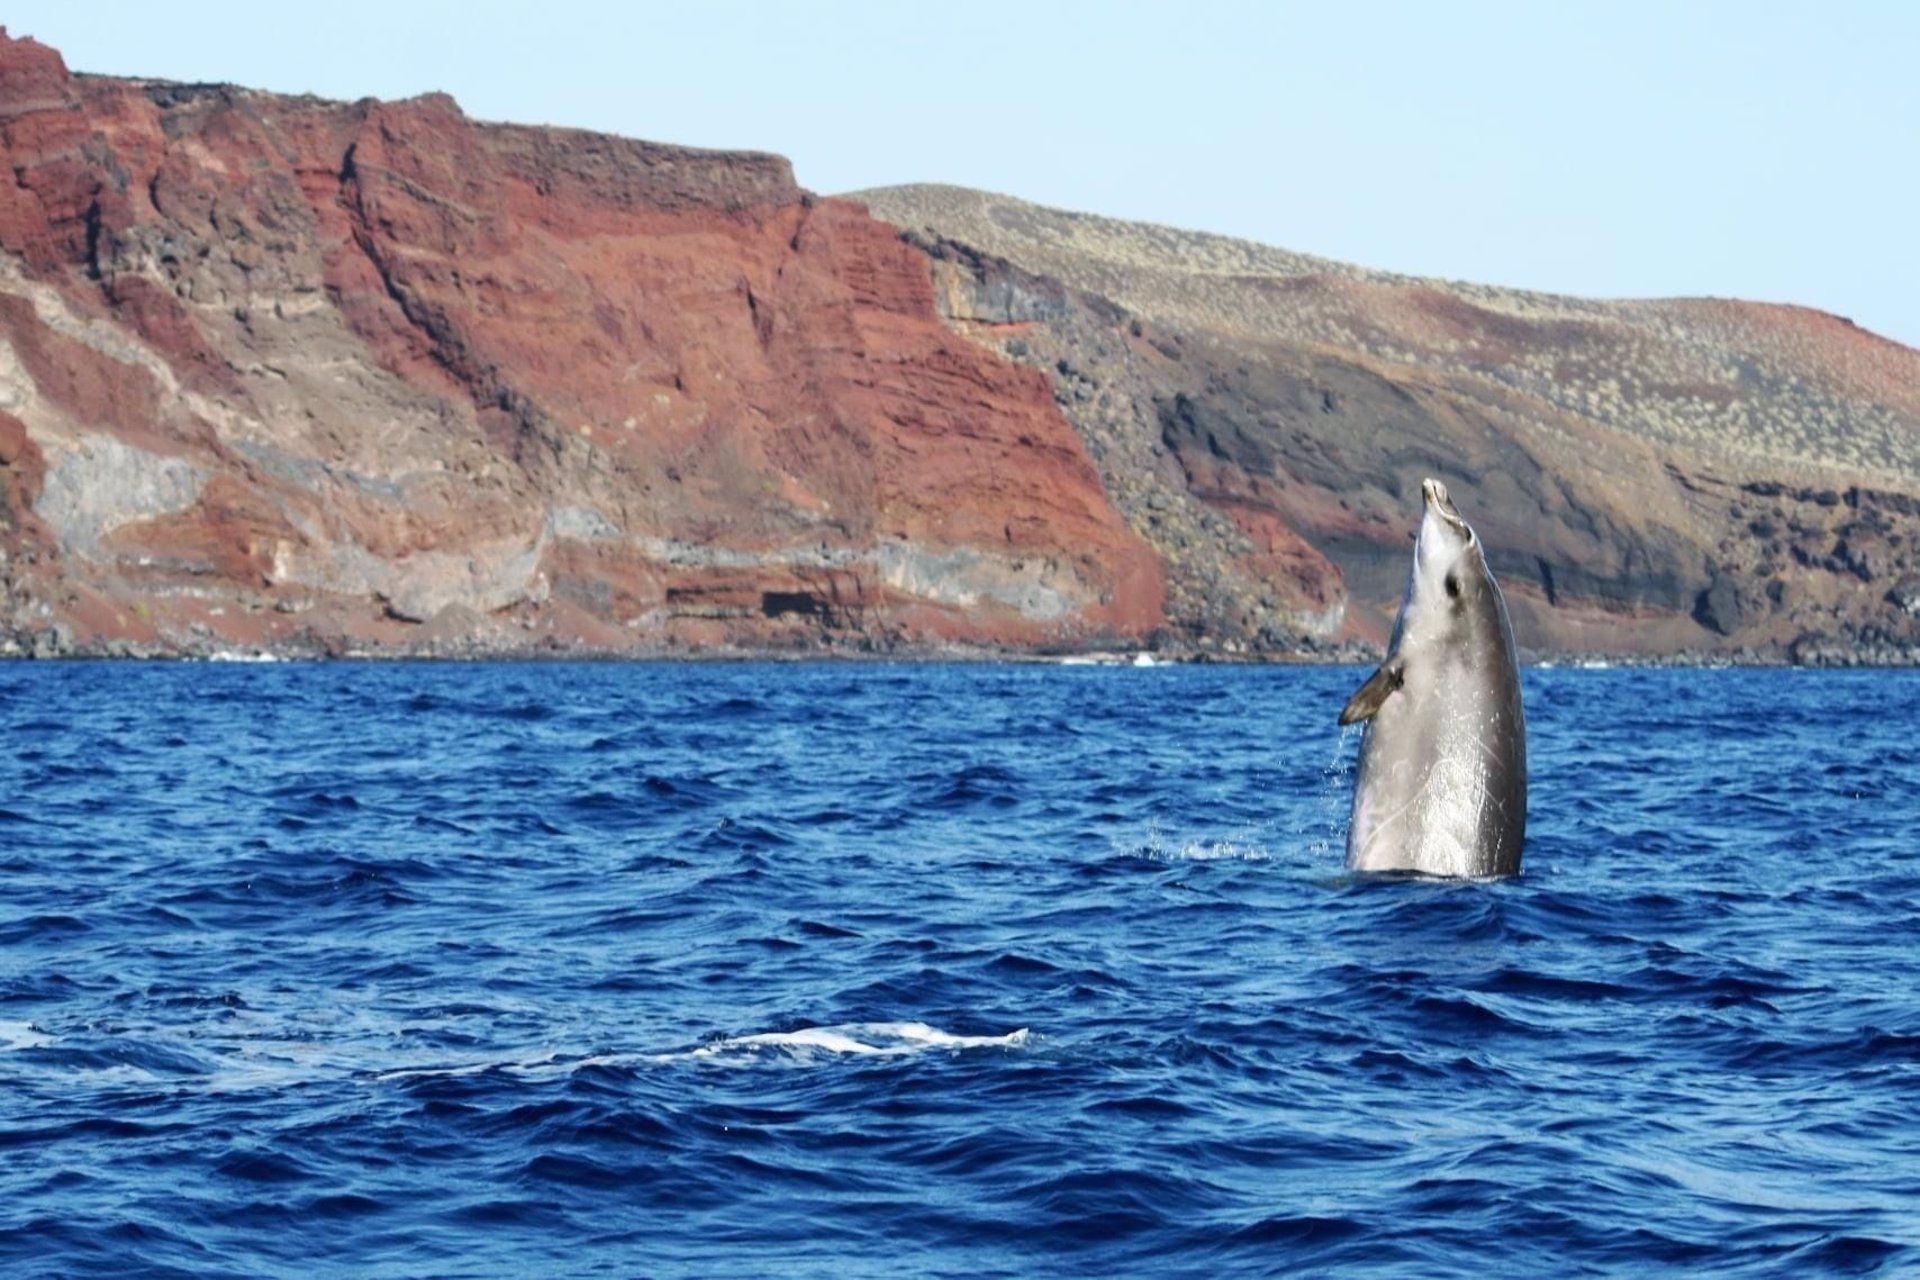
1 662 1917 1277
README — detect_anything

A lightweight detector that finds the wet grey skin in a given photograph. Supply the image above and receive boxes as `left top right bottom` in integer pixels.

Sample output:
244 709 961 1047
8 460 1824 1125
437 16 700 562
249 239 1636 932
1340 478 1527 877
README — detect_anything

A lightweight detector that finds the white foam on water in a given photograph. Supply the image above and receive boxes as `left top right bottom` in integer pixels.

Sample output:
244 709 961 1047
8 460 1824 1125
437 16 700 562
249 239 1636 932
0 1021 54 1050
657 1021 1031 1064
4 1010 1031 1091
372 1022 1032 1079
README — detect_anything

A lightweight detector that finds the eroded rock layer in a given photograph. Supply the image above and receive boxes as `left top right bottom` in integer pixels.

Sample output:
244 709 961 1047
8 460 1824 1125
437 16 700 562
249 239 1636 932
856 185 1920 660
0 32 1162 656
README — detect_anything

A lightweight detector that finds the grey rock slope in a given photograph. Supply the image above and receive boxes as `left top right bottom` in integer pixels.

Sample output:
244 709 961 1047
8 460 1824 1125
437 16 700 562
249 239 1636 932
854 184 1920 661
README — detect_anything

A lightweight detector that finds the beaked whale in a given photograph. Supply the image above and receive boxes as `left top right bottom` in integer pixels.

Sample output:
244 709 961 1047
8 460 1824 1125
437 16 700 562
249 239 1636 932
1341 478 1527 877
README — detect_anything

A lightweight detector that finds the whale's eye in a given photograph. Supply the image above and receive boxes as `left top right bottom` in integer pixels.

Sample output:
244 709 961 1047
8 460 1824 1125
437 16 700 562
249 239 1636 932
1444 574 1462 600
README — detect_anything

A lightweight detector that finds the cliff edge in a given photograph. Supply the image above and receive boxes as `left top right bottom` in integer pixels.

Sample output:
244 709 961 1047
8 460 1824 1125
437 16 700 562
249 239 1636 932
0 31 1163 657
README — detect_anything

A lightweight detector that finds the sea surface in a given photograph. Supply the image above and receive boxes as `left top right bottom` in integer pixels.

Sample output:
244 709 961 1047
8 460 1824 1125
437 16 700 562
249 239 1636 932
1 662 1916 1277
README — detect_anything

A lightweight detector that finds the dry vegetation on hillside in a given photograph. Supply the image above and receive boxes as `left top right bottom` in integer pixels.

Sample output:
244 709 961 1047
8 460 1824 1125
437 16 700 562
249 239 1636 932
856 185 1920 481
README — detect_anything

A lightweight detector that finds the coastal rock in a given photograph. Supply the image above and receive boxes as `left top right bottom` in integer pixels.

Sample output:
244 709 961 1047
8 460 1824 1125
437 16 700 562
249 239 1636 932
0 30 1162 656
2 26 1916 662
859 185 1920 659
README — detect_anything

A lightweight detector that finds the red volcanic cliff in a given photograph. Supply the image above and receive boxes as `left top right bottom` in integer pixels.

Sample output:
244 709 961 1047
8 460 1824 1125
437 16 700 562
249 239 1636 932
0 31 1163 656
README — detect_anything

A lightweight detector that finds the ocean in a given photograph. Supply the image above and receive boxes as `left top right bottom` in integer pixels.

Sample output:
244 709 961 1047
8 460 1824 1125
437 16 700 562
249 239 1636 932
1 661 1916 1277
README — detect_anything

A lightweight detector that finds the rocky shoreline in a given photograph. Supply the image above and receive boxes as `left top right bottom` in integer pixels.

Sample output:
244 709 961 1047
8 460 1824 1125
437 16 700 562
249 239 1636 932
6 622 1916 668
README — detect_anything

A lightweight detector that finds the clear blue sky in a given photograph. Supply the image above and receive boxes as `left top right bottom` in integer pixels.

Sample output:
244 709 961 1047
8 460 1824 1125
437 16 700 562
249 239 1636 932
10 1 1918 346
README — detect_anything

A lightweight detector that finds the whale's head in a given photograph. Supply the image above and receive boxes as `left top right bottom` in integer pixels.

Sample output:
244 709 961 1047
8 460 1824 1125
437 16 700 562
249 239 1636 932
1414 479 1474 592
1395 478 1498 654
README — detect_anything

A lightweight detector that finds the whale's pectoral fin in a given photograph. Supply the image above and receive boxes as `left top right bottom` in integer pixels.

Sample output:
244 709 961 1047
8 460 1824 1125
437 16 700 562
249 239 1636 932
1339 660 1403 725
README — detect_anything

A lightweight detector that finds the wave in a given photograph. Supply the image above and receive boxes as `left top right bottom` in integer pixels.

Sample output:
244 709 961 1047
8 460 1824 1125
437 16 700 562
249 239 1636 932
7 663 1920 1276
364 1022 1033 1084
658 1021 1031 1064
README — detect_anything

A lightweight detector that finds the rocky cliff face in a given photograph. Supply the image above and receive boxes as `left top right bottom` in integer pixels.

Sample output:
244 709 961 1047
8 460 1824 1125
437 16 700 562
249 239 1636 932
0 32 1162 657
3 30 1915 663
855 185 1920 661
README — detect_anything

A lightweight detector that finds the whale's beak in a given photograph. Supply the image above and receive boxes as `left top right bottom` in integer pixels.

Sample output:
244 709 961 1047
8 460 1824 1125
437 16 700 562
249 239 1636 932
1421 478 1469 533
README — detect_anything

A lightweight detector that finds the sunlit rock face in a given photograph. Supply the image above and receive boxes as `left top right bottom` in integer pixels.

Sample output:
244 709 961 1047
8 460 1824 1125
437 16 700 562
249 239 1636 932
0 30 1163 657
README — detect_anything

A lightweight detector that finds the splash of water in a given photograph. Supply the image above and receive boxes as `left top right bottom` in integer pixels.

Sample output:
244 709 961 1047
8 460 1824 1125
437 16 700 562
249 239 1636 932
1125 817 1271 862
1309 722 1359 863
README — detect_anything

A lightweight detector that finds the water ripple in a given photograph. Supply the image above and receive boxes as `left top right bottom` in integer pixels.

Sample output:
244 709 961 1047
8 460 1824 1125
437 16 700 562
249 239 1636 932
0 662 1916 1276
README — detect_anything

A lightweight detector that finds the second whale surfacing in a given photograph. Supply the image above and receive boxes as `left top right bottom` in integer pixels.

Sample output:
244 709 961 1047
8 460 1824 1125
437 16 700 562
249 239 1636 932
1340 479 1527 877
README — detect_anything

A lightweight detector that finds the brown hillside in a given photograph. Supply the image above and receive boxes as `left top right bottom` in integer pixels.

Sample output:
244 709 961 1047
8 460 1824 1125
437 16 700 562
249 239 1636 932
855 184 1920 660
